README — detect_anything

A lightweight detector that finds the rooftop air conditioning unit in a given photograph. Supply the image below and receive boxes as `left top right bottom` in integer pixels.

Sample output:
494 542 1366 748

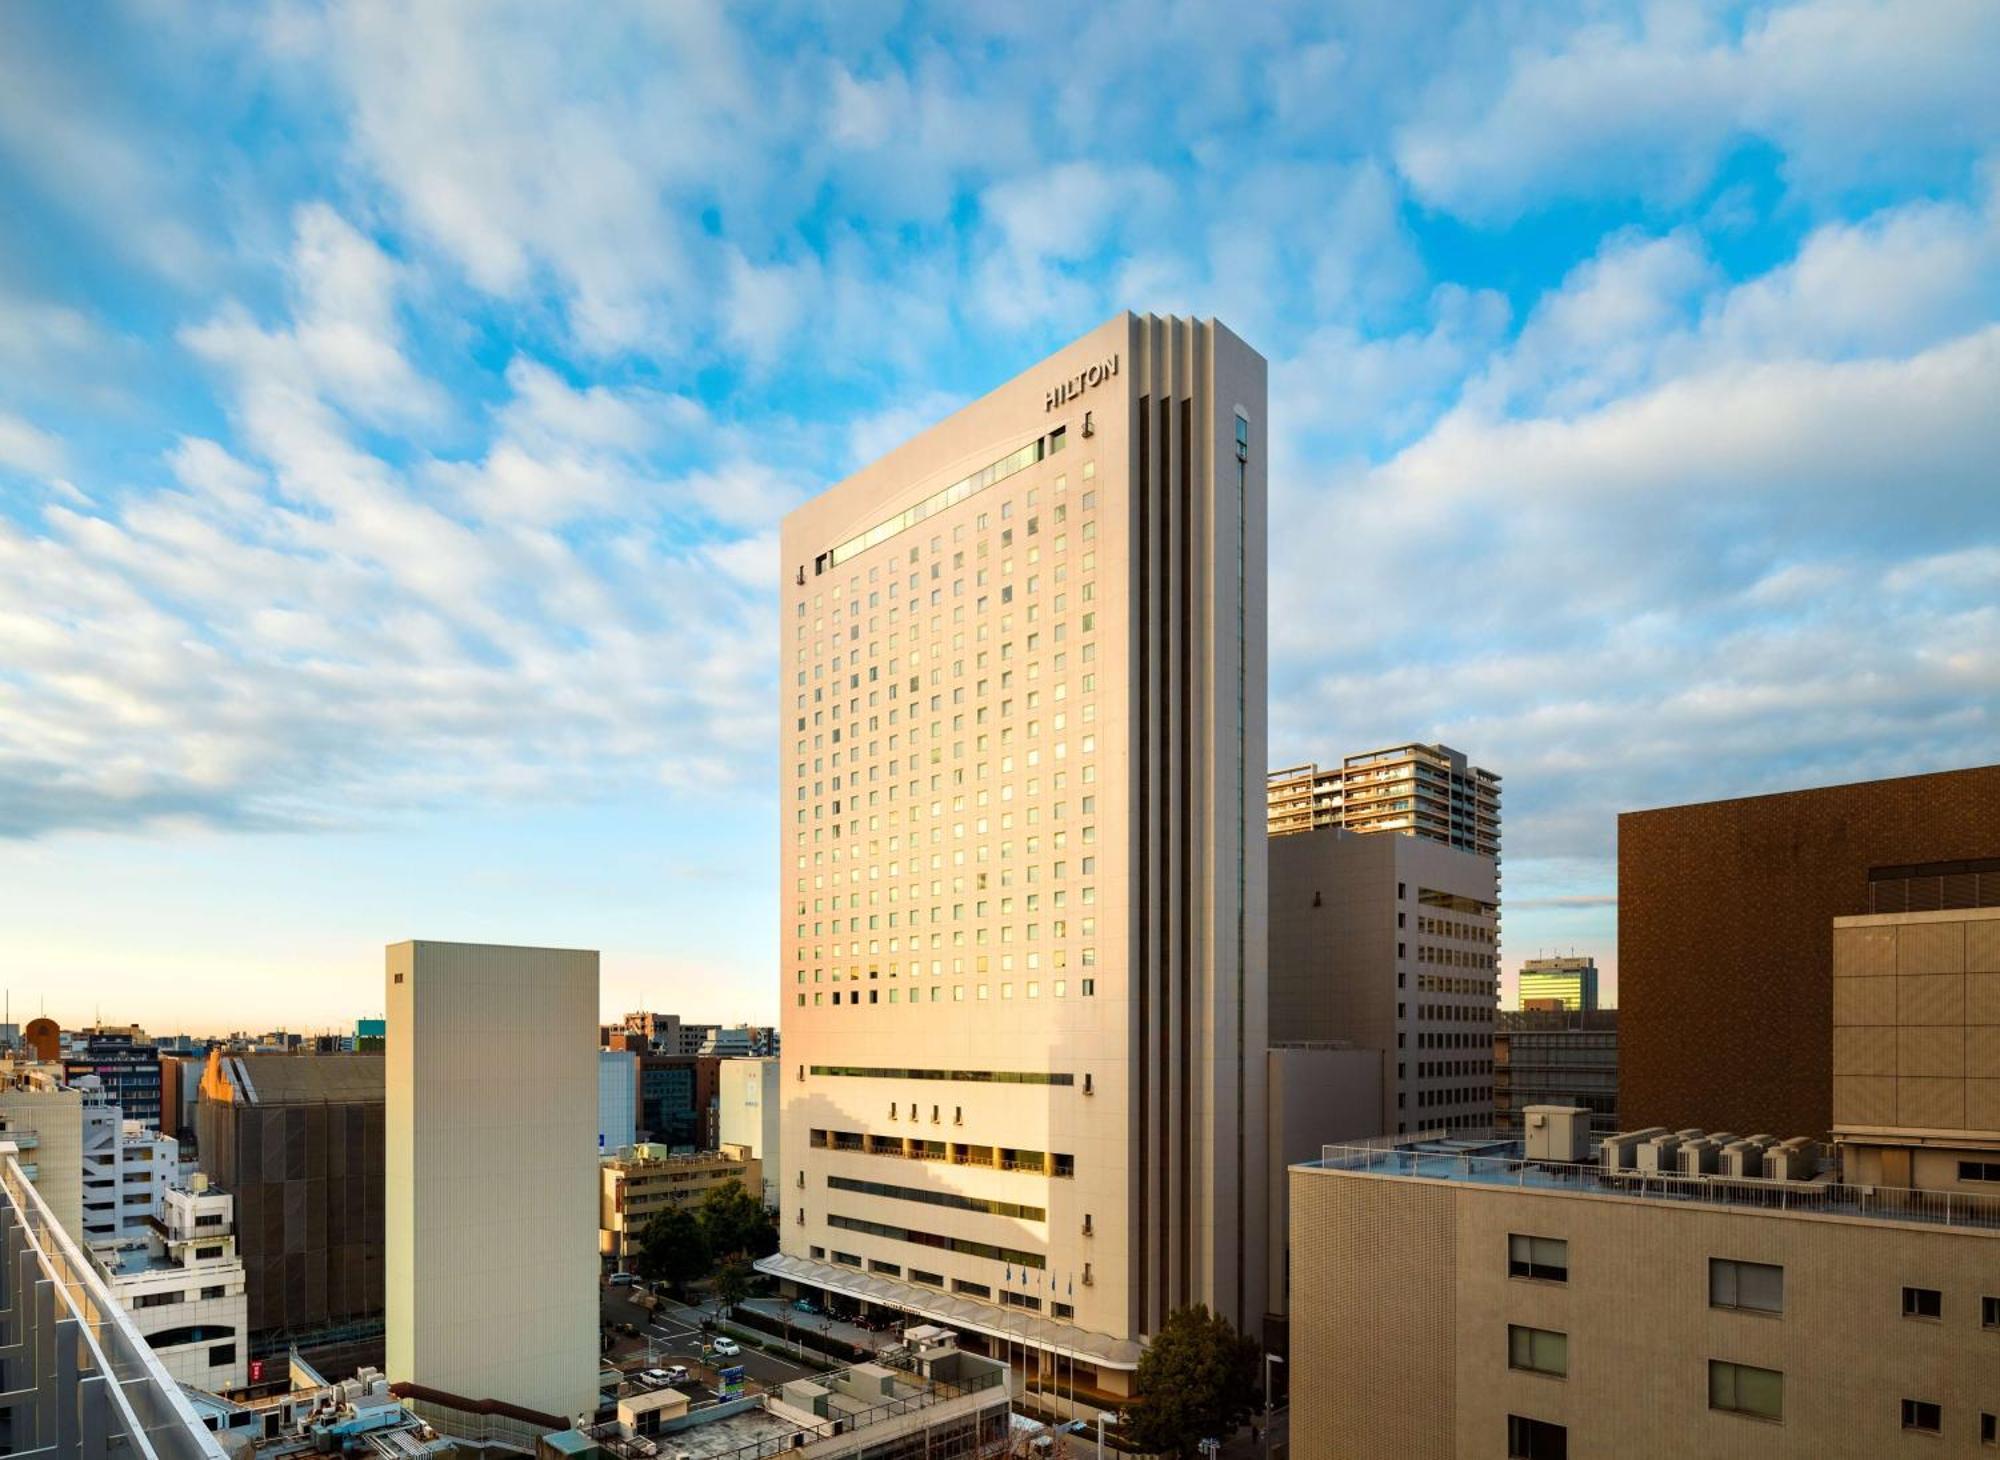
1636 1133 1685 1173
1764 1137 1819 1183
1678 1138 1722 1177
1719 1136 1773 1179
1599 1128 1669 1175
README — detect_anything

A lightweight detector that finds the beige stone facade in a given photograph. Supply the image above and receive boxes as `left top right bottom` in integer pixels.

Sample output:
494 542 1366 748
1291 1151 2000 1458
598 1143 761 1261
1833 908 2000 1152
385 941 599 1421
769 314 1268 1390
1269 826 1499 1135
1293 902 2000 1457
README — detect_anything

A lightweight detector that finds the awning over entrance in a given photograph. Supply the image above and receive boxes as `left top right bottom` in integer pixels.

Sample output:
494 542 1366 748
753 1252 1144 1370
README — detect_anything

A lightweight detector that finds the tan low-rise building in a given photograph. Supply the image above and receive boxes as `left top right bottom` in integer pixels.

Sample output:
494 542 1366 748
1292 1124 2000 1457
598 1143 761 1263
1292 903 2000 1458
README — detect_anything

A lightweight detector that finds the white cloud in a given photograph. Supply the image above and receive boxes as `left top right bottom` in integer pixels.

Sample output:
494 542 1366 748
0 193 778 839
1394 0 2000 218
0 411 65 476
303 1 764 354
971 162 1175 328
1272 319 2000 871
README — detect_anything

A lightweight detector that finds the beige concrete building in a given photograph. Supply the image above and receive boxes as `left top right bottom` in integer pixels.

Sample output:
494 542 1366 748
1263 1043 1379 1325
719 1056 781 1206
1267 743 1500 857
385 941 599 1422
1291 903 2000 1457
763 313 1269 1402
598 1143 761 1263
1270 825 1499 1135
1292 1130 2000 1458
0 1060 85 1238
1833 906 2000 1180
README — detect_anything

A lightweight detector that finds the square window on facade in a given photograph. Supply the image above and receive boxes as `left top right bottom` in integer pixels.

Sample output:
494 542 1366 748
1506 1414 1567 1460
1508 1234 1568 1283
1904 1286 1942 1319
1709 1360 1783 1421
1506 1325 1566 1378
1982 1411 1997 1446
1983 1294 2000 1330
1710 1258 1784 1314
1902 1399 1941 1434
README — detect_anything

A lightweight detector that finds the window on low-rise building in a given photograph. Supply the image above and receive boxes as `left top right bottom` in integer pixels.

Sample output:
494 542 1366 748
1709 1258 1784 1314
1902 1399 1941 1435
1904 1286 1942 1319
1508 1234 1568 1283
1709 1360 1782 1421
1507 1325 1566 1378
1507 1414 1567 1459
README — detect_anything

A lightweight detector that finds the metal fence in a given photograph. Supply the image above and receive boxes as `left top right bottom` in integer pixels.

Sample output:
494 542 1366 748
1314 1140 2000 1232
1 1146 229 1460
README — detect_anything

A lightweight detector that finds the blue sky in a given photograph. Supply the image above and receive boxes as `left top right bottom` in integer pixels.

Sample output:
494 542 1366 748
1 1 1995 1034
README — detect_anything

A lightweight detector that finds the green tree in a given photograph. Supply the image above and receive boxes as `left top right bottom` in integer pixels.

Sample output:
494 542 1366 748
712 1253 753 1317
697 1179 777 1260
1120 1304 1261 1457
634 1204 710 1297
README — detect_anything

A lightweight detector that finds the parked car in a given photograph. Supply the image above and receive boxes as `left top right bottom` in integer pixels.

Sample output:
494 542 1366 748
711 1337 740 1357
662 1365 690 1385
790 1298 819 1315
638 1368 673 1387
608 1272 640 1287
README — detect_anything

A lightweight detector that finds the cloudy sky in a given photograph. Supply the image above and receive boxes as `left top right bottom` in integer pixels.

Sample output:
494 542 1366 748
2 1 1995 1034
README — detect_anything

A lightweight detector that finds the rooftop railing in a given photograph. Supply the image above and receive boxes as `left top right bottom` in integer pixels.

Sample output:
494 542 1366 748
1 1145 229 1460
1312 1138 2000 1234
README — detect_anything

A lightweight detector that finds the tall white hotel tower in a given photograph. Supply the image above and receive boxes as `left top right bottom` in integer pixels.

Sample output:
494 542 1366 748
761 314 1268 1400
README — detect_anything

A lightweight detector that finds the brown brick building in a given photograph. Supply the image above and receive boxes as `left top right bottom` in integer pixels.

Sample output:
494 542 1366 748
1619 765 2000 1138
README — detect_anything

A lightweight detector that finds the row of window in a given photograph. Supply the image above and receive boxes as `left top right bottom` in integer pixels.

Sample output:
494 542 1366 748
806 1065 1074 1085
1513 1230 2000 1331
801 978 1097 1007
810 1127 1077 1176
1416 913 1496 944
826 1175 1047 1223
1511 1397 2000 1451
826 1213 1043 1270
1413 1086 1491 1109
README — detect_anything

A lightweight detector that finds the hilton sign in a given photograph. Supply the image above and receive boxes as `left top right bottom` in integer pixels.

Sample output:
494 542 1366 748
1045 353 1119 412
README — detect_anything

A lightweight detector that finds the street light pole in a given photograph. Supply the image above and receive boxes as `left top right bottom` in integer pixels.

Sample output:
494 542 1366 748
1263 1352 1286 1459
1094 1411 1118 1459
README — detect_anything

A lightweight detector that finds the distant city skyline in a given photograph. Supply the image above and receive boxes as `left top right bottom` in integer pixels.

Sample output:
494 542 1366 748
3 5 1995 1027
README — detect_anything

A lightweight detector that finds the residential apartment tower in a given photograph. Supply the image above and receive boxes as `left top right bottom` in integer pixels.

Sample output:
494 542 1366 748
1267 743 1500 858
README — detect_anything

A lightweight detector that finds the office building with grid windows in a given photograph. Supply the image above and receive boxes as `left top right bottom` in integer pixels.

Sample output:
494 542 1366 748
1518 956 1600 1013
1270 825 1500 1136
760 314 1269 1405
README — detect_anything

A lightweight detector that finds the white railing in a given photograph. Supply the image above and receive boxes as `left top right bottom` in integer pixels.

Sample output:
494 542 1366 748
1313 1140 2000 1233
1 1146 229 1460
